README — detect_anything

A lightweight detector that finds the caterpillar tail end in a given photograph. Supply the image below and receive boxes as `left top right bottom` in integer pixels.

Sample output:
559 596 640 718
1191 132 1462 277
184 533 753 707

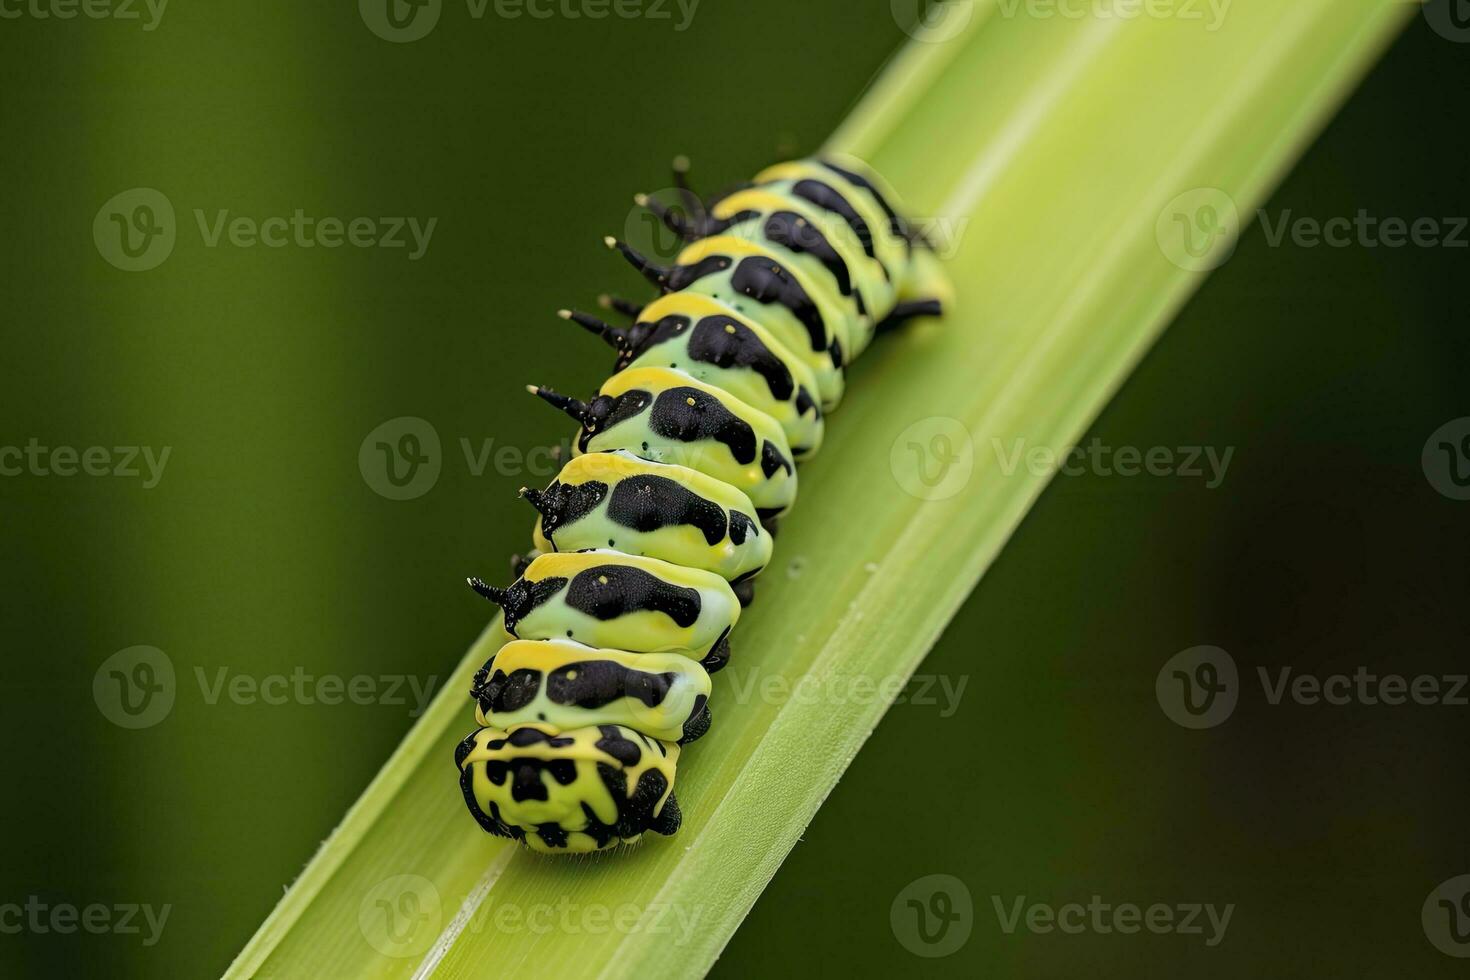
456 725 683 853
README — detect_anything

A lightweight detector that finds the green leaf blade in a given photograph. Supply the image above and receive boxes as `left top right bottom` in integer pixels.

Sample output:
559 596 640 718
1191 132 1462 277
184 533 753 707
227 4 1410 977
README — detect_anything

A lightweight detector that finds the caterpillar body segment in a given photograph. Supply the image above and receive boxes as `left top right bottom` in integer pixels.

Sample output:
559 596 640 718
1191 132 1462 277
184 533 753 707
610 235 848 410
534 366 798 520
458 155 949 853
469 549 739 670
456 724 681 853
702 187 892 342
526 451 773 585
564 294 825 459
749 156 951 355
472 638 713 744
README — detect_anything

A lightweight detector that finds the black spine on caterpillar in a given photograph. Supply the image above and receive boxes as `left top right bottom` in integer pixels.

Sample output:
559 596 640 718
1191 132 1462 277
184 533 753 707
456 155 949 854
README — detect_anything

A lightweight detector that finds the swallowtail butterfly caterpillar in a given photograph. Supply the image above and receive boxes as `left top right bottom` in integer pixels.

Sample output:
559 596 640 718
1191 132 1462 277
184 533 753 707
456 155 950 853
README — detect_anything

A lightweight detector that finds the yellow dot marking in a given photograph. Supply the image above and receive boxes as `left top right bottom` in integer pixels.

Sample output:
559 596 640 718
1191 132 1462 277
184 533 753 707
724 324 736 334
685 397 696 407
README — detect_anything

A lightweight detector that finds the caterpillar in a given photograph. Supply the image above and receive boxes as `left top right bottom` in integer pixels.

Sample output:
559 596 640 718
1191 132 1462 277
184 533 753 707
456 153 950 854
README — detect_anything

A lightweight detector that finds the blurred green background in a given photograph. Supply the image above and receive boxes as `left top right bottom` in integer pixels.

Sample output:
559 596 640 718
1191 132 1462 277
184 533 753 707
1 2 1466 977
